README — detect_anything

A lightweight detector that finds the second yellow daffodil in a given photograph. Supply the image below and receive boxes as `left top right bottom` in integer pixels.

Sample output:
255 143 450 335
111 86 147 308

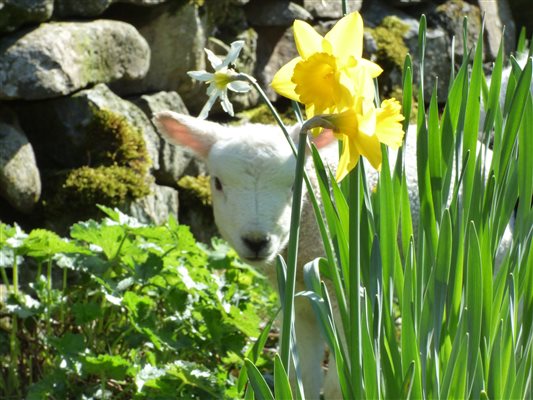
271 12 382 118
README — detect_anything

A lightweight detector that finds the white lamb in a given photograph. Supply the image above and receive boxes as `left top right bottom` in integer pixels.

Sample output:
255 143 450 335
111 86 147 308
153 109 513 399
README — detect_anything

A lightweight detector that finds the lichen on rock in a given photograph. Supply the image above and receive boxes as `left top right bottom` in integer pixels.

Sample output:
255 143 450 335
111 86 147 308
178 175 212 206
367 16 410 72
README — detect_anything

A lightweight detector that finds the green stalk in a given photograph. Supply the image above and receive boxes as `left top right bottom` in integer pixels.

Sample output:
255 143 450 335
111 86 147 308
9 250 21 396
279 129 307 372
348 164 363 399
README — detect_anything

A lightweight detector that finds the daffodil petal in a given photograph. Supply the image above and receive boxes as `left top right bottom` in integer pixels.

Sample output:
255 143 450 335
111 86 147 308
336 136 360 181
271 57 301 101
205 48 223 69
219 90 234 116
356 132 382 170
198 91 219 119
227 80 251 93
358 58 384 78
221 40 245 68
325 12 363 60
188 71 213 81
376 99 405 148
293 20 323 58
358 100 377 136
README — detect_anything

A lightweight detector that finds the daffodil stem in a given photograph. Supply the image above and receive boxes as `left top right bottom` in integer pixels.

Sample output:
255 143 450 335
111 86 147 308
234 73 298 154
280 128 308 374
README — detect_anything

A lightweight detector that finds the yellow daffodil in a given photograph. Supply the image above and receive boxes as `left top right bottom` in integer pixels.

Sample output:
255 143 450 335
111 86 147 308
271 12 382 117
326 98 405 181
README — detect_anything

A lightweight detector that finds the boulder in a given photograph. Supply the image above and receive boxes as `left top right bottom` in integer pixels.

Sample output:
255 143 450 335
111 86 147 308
245 1 312 27
0 0 53 34
133 91 205 186
0 20 150 100
125 183 179 225
428 0 482 64
303 0 362 18
0 115 41 213
478 0 516 60
108 2 207 111
254 25 298 101
14 83 159 171
54 0 168 17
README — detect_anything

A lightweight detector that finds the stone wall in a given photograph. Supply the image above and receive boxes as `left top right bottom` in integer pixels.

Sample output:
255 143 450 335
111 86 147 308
0 0 525 239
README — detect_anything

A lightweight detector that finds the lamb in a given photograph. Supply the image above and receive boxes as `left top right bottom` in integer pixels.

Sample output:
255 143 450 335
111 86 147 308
153 109 513 399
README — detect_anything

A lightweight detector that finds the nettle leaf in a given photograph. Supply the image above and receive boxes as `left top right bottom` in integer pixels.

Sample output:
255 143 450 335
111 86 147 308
82 354 134 380
49 333 86 356
135 253 164 281
21 229 79 258
6 293 42 318
70 220 128 261
72 301 103 325
123 291 155 321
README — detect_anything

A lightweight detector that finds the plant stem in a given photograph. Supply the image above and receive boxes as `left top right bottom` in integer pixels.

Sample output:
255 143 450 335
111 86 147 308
347 164 363 399
279 130 307 373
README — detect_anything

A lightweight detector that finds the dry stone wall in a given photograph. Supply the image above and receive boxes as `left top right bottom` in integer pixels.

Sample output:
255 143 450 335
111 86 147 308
0 0 525 239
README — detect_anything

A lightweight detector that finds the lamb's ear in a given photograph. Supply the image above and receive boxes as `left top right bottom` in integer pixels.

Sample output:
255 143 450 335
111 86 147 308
153 111 223 159
289 124 337 151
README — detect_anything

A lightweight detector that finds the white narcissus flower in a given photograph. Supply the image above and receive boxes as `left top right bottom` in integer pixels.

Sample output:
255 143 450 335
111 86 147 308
188 40 251 119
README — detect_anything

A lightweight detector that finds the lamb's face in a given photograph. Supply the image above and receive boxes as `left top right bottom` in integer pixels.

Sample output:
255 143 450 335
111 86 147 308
153 111 304 268
207 132 296 266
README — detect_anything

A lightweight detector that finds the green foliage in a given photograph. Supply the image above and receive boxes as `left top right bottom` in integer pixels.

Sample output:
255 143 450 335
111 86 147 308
247 15 532 400
0 209 276 399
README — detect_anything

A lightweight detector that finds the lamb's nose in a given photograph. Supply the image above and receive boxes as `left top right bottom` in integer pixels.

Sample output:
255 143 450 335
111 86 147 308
242 235 270 255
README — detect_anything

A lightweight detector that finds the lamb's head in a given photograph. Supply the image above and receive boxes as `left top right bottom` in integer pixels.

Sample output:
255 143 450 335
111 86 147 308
154 111 299 267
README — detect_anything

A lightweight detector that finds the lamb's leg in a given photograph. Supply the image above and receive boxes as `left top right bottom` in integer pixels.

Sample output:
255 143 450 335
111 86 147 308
292 298 325 400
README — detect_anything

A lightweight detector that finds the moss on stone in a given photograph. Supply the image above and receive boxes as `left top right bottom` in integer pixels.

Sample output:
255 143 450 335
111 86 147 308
368 16 410 71
178 175 212 206
63 165 151 207
44 107 152 222
85 107 151 176
236 103 296 125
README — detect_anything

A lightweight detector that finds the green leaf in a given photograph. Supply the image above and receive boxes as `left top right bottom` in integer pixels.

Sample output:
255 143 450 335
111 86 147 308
82 354 133 380
245 359 274 400
465 223 483 392
274 354 293 399
72 301 103 325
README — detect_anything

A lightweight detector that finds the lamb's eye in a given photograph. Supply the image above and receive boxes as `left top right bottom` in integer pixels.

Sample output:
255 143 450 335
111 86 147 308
214 177 223 191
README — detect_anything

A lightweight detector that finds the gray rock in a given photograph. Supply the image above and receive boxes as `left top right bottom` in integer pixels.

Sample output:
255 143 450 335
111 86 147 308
303 0 362 18
402 19 452 101
428 0 483 64
133 91 205 186
245 1 312 27
254 25 298 101
0 20 150 100
54 0 168 17
0 116 41 213
478 0 516 61
109 2 207 111
125 183 179 225
0 0 54 34
15 83 159 171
